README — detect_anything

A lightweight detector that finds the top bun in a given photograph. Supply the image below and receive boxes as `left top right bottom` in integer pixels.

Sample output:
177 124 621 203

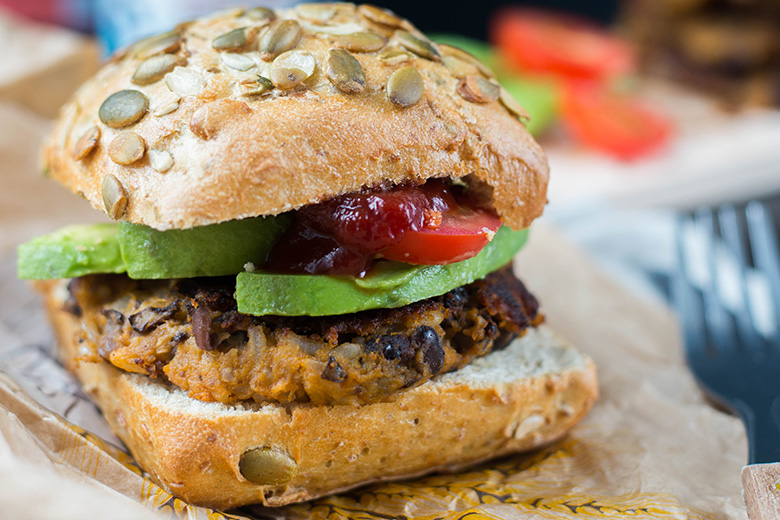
44 3 549 231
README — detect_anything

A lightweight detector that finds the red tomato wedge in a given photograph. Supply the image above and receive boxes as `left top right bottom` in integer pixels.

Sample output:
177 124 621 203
561 82 673 160
381 210 502 265
491 8 635 81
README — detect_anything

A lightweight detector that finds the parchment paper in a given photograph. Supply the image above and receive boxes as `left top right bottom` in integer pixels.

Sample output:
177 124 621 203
0 19 748 520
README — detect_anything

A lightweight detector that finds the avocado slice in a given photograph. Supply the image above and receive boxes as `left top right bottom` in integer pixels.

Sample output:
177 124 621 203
235 226 529 317
17 223 126 279
18 216 290 280
19 220 529 318
119 216 290 279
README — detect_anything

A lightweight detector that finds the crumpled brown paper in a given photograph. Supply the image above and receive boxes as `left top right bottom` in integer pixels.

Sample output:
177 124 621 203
0 16 748 519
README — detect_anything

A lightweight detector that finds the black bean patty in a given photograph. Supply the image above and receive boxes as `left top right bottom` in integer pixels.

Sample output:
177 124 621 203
67 266 541 406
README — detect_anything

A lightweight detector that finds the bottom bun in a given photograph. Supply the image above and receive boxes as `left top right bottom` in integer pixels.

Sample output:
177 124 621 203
40 280 598 510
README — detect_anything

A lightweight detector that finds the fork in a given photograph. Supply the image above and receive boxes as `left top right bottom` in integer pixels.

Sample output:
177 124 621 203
672 200 780 519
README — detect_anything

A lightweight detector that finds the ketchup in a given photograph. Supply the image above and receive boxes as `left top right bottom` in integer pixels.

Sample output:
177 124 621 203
265 180 497 276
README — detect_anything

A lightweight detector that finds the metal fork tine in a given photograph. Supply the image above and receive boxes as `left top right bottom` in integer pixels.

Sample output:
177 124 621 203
696 208 734 352
675 201 780 466
672 215 707 359
745 201 780 348
718 205 763 349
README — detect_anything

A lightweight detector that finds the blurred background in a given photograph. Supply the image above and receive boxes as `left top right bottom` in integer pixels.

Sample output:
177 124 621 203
1 0 779 307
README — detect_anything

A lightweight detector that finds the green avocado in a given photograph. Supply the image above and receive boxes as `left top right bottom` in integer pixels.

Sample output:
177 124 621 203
18 216 290 280
119 216 290 279
17 224 126 279
235 226 529 317
18 220 530 319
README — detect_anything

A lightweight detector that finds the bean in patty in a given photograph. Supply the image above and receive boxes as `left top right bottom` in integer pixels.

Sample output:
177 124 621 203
412 326 444 374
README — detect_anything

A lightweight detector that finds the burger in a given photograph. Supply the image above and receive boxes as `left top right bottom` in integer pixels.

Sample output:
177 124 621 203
18 3 597 510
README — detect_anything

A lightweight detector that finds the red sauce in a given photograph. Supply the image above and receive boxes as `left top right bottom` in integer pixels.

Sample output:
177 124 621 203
265 180 495 276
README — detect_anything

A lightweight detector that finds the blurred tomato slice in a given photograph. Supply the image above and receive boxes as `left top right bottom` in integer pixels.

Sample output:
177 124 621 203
491 8 635 81
381 210 502 265
561 82 673 160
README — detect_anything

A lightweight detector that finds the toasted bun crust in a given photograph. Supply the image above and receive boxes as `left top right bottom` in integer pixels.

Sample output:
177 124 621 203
41 279 596 510
43 4 548 231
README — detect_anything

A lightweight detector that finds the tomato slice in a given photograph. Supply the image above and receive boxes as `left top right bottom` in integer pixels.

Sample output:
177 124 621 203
491 8 635 81
561 82 673 160
381 210 502 265
268 181 501 275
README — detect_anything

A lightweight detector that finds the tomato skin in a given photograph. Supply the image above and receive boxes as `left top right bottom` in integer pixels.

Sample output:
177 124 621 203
561 82 673 160
267 181 501 274
301 190 427 253
491 8 635 81
381 210 502 265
